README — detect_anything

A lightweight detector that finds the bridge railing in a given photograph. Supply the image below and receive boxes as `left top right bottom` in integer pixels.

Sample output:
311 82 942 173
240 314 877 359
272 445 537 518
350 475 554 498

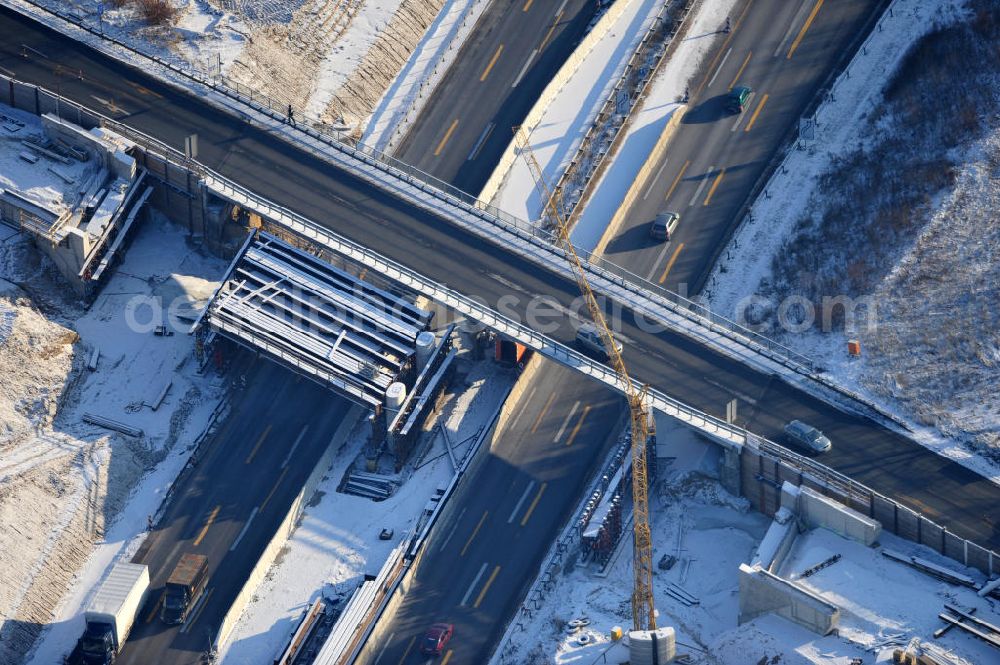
3 0 818 376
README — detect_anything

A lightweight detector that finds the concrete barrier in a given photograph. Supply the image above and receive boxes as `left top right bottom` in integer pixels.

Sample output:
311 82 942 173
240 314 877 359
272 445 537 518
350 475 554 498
592 106 684 257
214 405 364 650
478 0 637 205
738 563 839 635
752 508 798 572
794 484 882 547
491 353 542 441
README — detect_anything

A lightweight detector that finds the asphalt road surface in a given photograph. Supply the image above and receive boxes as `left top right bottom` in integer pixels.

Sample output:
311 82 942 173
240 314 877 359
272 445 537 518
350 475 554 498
1 4 996 664
599 0 875 293
394 0 599 194
118 357 349 665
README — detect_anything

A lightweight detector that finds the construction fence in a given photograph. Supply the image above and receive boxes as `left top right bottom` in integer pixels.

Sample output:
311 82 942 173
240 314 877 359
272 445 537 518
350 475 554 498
741 435 997 578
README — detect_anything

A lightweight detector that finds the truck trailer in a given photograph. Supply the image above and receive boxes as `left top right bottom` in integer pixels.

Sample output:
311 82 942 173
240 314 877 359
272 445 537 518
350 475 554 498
78 562 150 665
161 553 209 625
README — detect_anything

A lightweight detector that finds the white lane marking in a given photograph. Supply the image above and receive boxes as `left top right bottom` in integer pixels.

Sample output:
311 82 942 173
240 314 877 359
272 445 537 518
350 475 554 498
645 240 675 281
460 562 490 606
512 49 538 88
467 122 496 161
229 506 259 552
437 506 468 553
688 165 713 207
555 0 568 16
553 400 581 443
643 157 670 200
706 47 732 90
774 0 813 57
508 481 537 523
281 424 310 469
730 94 753 132
373 631 395 665
509 386 537 431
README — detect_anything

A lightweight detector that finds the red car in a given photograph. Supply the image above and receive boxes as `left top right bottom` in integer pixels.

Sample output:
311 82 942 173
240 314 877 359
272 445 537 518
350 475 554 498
420 623 454 656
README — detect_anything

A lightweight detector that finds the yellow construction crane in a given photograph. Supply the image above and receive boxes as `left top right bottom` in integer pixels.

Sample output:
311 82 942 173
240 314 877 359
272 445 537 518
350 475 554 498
513 126 656 631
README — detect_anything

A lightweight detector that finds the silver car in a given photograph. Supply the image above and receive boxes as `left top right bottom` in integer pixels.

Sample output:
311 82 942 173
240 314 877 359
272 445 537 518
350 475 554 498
575 323 622 360
783 420 832 453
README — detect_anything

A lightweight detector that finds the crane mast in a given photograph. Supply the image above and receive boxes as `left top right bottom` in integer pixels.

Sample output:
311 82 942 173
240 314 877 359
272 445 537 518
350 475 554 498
514 127 656 630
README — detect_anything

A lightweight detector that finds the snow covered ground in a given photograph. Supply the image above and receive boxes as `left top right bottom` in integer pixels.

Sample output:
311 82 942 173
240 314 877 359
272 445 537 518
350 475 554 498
570 0 737 250
699 0 1000 478
491 0 669 223
218 347 516 664
0 213 229 664
16 0 475 137
502 427 998 665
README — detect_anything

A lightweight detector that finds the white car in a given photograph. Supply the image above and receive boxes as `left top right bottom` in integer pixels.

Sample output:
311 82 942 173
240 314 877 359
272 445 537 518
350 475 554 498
783 420 832 453
575 323 623 360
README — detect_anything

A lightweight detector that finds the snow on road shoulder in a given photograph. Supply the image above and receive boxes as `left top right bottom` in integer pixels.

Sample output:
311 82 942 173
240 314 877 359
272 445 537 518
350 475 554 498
3 215 229 665
363 0 489 151
492 0 665 223
218 357 516 664
571 0 738 251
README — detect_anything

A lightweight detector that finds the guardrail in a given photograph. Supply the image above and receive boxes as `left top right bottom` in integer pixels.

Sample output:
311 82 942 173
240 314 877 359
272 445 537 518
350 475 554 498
1 0 821 378
550 0 693 227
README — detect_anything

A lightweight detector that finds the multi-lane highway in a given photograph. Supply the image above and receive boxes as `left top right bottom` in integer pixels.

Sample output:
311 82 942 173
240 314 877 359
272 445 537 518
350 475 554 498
598 0 875 293
120 357 349 665
2 3 997 663
394 0 599 193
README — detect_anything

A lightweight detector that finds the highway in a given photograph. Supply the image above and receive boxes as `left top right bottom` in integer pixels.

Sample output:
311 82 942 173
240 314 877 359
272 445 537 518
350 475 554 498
598 0 875 293
1 4 997 664
119 357 350 665
393 0 599 193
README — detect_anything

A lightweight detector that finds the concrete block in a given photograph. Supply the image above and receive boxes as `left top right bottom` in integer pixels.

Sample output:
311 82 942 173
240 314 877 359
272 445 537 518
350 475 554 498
798 485 881 546
738 563 839 635
753 511 798 572
628 627 676 665
780 481 800 513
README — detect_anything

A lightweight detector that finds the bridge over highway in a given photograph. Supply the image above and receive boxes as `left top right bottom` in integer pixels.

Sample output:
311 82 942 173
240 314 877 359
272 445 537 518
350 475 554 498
2 2 997 662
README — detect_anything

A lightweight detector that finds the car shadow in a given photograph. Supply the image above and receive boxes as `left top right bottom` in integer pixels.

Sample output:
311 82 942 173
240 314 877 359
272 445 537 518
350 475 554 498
604 221 666 255
681 94 737 124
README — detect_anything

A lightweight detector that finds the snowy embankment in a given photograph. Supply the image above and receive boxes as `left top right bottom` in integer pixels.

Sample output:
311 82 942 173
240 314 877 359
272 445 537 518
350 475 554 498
701 0 1000 478
0 213 227 665
218 355 515 664
491 0 666 222
571 0 738 250
509 426 996 665
17 0 471 137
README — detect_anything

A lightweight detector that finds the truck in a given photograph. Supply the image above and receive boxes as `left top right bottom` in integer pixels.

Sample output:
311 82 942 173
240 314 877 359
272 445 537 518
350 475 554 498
161 553 209 625
78 562 150 665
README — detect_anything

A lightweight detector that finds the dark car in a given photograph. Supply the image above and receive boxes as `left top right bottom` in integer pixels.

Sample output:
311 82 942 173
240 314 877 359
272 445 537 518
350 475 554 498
727 85 752 113
421 623 454 656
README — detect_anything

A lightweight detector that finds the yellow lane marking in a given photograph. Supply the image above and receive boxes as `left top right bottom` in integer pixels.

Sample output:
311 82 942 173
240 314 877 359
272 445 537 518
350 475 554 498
565 405 591 446
461 510 489 556
520 483 547 527
186 587 214 628
434 119 459 156
193 505 221 547
473 565 502 608
703 167 726 206
745 93 769 132
441 651 455 665
728 51 752 90
531 392 557 434
244 423 272 464
522 0 534 11
694 0 755 96
540 12 563 50
144 590 165 624
664 160 690 202
658 242 685 284
787 0 825 59
397 636 417 665
260 467 289 511
480 44 504 81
